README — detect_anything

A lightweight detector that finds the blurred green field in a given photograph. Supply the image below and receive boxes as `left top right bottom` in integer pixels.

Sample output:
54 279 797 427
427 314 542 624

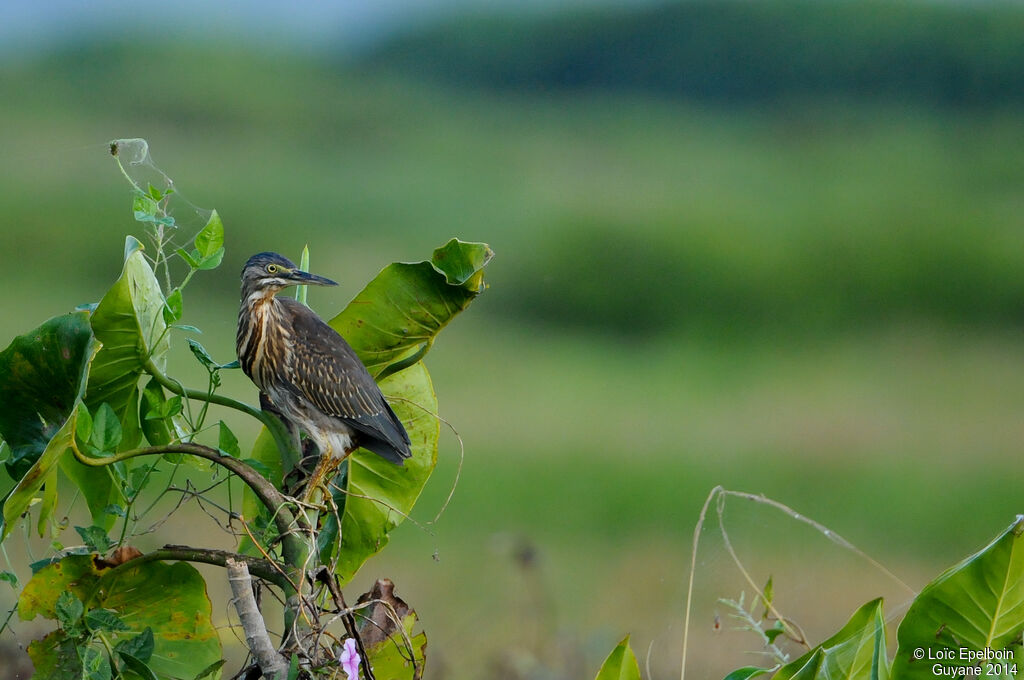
2 37 1024 679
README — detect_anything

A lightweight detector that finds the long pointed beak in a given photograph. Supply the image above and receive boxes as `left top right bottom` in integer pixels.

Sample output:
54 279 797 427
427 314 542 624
290 270 337 286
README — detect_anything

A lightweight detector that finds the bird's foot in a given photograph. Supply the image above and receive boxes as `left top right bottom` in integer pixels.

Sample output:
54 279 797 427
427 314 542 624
300 452 346 506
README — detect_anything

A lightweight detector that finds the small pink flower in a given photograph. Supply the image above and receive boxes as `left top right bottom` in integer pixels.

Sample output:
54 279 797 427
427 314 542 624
339 638 360 680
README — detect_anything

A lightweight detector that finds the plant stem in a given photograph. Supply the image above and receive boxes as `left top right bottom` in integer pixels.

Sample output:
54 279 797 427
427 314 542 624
112 152 143 196
139 360 317 655
142 356 297 463
95 631 117 665
107 545 290 590
71 441 313 632
73 442 280 511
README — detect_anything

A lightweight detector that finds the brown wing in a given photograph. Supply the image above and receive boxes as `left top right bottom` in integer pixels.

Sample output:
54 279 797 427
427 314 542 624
280 298 411 463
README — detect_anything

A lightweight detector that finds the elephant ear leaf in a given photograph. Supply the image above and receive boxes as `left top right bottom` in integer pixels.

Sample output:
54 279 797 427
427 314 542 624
323 362 439 583
328 238 493 379
87 235 171 451
0 311 98 540
318 240 490 582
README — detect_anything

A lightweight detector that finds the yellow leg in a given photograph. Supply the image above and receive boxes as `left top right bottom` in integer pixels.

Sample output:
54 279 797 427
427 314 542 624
300 444 347 506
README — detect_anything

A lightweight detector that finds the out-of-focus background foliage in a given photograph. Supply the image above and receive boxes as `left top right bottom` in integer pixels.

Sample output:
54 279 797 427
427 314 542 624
1 1 1023 678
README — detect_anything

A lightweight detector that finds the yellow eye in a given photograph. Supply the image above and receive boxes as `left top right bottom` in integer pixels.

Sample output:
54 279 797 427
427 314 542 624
266 264 278 274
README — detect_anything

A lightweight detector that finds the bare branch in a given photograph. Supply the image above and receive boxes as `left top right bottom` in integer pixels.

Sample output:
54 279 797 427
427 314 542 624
227 558 289 679
70 441 299 532
118 545 291 590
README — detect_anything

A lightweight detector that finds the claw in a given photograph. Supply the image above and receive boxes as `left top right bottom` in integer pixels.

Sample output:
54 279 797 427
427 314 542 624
300 448 347 506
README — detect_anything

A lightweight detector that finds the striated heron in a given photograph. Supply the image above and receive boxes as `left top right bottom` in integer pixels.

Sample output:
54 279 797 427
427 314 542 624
236 252 411 474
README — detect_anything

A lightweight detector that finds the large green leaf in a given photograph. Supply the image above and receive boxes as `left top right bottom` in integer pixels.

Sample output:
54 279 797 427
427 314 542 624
333 362 439 582
775 598 889 680
892 517 1024 680
20 555 222 680
0 240 169 536
0 312 108 540
87 236 171 451
323 241 489 578
594 636 642 680
0 311 94 480
327 238 492 377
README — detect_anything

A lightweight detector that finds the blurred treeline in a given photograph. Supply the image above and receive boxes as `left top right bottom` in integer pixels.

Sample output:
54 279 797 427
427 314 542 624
357 0 1024 338
4 0 1024 342
368 0 1024 107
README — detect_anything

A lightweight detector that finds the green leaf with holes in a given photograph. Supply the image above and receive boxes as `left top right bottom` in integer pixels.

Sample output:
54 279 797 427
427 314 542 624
87 235 171 452
55 591 84 632
19 555 221 680
327 238 492 379
892 517 1024 679
594 636 641 680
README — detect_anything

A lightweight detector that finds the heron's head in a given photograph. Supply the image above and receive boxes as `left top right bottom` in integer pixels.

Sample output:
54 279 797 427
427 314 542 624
241 252 337 297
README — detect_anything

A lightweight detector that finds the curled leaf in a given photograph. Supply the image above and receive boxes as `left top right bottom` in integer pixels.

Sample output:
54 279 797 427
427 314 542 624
358 580 427 680
328 238 492 379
